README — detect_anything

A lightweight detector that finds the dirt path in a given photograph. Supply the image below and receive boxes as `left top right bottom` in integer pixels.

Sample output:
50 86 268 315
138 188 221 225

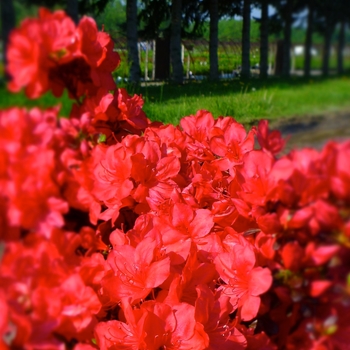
269 110 350 152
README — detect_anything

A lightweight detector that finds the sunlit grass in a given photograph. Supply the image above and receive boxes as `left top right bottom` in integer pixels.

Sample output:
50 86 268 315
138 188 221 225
138 75 350 124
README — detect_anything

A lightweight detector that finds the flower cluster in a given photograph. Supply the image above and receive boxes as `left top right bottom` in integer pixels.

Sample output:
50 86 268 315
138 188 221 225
7 8 118 99
1 8 350 350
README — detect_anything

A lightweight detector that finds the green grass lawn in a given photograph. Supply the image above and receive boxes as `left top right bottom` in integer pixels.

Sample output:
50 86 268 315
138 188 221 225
0 88 74 117
136 75 350 125
1 75 350 126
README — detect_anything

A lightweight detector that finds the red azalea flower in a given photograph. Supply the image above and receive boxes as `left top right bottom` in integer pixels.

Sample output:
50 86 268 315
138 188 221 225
102 237 170 304
7 9 119 99
0 107 69 237
115 88 149 129
256 119 286 156
195 284 247 349
95 299 209 350
215 243 272 321
210 119 255 169
180 110 215 143
7 8 77 98
93 143 134 222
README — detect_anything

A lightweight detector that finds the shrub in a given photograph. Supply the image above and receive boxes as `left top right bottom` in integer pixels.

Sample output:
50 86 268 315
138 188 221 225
1 9 350 350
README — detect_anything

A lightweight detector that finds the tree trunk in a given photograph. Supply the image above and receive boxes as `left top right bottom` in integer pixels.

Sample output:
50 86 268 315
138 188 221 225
274 40 284 76
127 0 141 83
241 0 251 79
282 0 293 77
259 0 269 79
66 0 79 24
0 0 15 81
155 38 170 80
337 19 346 75
170 0 183 84
322 22 334 76
209 0 219 80
304 0 314 77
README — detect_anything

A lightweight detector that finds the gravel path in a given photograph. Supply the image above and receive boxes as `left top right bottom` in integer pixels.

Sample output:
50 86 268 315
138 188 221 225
269 110 350 152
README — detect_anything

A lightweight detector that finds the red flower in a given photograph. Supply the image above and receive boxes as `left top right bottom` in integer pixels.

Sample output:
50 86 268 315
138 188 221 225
7 9 119 99
130 147 181 210
256 119 286 156
239 150 275 207
95 299 209 350
210 118 255 169
0 235 102 348
195 284 247 349
0 107 68 237
115 88 149 130
93 143 134 222
280 241 304 272
7 8 77 98
180 110 215 143
102 237 170 304
142 301 209 350
215 242 272 321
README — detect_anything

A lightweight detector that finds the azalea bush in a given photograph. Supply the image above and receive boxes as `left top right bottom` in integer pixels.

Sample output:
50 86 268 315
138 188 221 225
1 8 350 350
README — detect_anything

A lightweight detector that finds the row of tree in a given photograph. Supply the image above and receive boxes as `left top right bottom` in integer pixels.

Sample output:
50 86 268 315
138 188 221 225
132 0 349 83
1 0 349 84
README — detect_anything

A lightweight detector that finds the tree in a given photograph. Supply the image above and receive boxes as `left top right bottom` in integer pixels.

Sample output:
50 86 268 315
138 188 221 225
336 2 349 75
14 0 109 22
1 0 15 80
303 0 314 77
138 0 240 82
209 0 219 80
170 0 183 84
95 0 127 37
66 0 79 24
241 0 251 79
314 0 340 76
138 0 171 40
258 0 269 78
281 0 294 77
321 21 335 76
337 20 346 75
139 0 204 83
271 0 304 77
77 0 110 17
127 0 141 83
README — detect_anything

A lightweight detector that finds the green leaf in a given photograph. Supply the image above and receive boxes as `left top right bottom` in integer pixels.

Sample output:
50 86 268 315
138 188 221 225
97 133 107 143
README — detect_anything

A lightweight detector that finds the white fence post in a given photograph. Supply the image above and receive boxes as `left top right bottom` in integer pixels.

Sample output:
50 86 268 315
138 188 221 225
152 40 156 80
145 42 149 81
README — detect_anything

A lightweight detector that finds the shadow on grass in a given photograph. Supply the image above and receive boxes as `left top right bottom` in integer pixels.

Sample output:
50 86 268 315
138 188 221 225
127 73 350 104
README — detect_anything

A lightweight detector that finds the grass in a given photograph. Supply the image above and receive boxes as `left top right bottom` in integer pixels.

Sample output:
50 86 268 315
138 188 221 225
135 75 350 125
1 75 350 126
0 88 73 117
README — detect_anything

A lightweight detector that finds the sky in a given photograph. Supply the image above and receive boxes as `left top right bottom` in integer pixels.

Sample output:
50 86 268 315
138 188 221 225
250 5 276 18
248 5 306 27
